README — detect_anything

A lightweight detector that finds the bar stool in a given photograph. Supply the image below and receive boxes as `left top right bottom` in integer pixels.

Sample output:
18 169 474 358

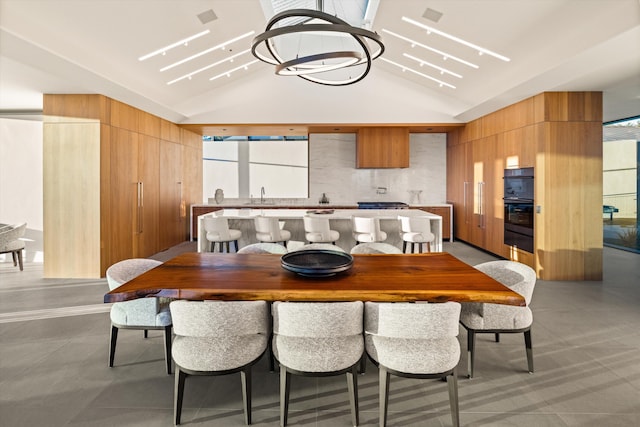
203 216 241 252
303 215 340 244
398 215 435 253
351 216 387 244
254 216 291 247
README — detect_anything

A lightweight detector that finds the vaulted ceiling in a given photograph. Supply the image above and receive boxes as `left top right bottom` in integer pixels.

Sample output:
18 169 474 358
1 0 639 129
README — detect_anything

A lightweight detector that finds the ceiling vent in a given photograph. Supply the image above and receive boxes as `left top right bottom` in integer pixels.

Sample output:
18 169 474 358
197 9 218 25
422 8 443 23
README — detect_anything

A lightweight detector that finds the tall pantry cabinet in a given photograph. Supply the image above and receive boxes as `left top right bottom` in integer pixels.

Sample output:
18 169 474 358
43 94 202 278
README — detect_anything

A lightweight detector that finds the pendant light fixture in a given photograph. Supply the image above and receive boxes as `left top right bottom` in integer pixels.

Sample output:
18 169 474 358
251 8 384 86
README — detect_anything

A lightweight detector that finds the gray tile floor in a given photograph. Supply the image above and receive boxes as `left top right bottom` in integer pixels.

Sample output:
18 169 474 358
1 241 639 426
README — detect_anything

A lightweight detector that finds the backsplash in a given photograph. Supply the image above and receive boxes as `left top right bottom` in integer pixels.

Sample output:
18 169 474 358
308 133 446 205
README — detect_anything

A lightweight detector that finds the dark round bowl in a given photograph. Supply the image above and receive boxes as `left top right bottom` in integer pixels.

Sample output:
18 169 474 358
281 249 353 277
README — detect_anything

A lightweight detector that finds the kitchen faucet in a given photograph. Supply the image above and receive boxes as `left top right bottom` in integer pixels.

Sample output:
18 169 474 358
260 186 265 204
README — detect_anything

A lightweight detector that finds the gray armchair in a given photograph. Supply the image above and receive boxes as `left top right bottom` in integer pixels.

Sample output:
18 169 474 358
0 222 27 271
272 301 364 426
459 260 537 378
365 301 462 427
170 300 269 425
106 258 172 374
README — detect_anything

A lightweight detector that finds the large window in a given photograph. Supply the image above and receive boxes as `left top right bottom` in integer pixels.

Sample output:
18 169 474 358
203 136 308 201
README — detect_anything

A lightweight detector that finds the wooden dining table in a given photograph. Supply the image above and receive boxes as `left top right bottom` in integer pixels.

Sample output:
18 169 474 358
104 252 525 306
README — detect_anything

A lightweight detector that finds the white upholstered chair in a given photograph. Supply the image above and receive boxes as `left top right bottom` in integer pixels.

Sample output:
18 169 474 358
350 242 402 254
291 243 347 253
106 258 172 374
351 216 387 244
365 301 462 427
237 242 288 254
460 260 537 378
303 215 340 244
203 216 241 252
254 216 291 247
272 301 364 426
0 222 26 271
398 215 435 253
170 300 269 425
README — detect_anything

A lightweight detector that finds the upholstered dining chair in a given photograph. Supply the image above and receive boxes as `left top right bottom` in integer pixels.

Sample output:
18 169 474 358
0 222 27 271
351 216 387 244
203 215 242 252
398 215 435 253
106 258 172 374
459 260 537 378
350 242 402 254
291 243 347 253
303 215 340 244
254 216 291 247
365 301 462 427
170 300 269 425
237 242 288 254
272 301 364 427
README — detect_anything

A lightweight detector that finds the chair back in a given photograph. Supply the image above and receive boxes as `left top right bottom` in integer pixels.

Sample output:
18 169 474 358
474 261 536 305
292 243 346 253
365 302 461 339
171 300 268 337
254 216 285 241
350 242 402 254
0 222 26 247
106 258 162 291
203 216 232 241
398 215 432 235
272 301 363 338
303 216 331 239
237 242 288 254
351 216 385 242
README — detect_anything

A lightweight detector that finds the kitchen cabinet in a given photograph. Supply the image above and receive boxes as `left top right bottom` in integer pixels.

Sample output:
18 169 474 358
356 127 409 168
159 140 183 251
417 206 452 241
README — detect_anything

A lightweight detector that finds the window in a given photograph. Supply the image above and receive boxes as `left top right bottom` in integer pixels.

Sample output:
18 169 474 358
203 136 308 201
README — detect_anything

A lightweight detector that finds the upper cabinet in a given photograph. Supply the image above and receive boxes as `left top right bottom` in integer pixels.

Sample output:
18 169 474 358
356 127 409 168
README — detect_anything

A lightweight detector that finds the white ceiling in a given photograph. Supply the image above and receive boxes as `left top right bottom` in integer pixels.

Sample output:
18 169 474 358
1 0 639 125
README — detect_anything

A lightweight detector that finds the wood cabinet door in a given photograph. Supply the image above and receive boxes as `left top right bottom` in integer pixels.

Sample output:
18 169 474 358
109 128 138 264
356 127 409 168
135 135 160 257
182 143 202 241
447 142 471 242
159 140 183 250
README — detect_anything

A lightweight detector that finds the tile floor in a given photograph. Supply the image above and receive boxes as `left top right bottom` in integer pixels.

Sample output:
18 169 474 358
0 241 639 426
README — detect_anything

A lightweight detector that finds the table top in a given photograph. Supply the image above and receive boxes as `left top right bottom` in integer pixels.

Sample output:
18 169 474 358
104 252 525 306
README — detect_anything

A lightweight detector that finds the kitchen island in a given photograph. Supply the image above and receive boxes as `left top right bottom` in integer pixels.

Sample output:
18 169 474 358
197 208 443 253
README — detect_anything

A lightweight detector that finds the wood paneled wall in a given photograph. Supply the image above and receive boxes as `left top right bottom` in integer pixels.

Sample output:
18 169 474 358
43 95 203 278
447 92 603 281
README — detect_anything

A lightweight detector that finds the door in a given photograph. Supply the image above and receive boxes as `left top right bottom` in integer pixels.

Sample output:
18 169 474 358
159 140 183 250
135 135 160 257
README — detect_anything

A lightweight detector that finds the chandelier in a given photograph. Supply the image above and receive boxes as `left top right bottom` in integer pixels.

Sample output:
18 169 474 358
251 9 384 86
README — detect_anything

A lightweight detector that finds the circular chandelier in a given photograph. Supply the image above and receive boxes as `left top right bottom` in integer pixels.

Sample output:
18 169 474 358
251 9 384 86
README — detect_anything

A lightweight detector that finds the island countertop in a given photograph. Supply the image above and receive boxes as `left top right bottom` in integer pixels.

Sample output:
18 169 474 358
197 208 443 253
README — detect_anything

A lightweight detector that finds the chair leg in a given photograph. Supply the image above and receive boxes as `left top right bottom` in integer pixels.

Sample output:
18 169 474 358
402 240 407 253
17 250 23 271
280 366 291 427
11 251 17 266
347 365 359 426
495 333 500 342
234 240 239 252
144 330 148 338
174 367 187 425
359 354 367 374
447 369 460 427
418 243 423 253
164 325 172 375
524 329 534 373
426 242 431 253
108 324 118 367
241 368 252 425
379 367 390 427
210 241 214 252
467 329 476 378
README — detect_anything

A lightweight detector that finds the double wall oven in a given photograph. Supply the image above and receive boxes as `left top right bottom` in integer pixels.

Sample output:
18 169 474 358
503 168 534 253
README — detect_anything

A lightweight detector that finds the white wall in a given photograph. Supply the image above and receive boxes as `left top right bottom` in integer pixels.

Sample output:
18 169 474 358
603 138 637 218
308 133 447 205
0 118 43 229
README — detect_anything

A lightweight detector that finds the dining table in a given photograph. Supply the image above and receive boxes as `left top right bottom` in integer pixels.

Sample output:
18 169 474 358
104 252 525 306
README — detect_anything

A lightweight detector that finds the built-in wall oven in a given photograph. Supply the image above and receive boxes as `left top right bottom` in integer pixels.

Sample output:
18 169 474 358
504 167 534 253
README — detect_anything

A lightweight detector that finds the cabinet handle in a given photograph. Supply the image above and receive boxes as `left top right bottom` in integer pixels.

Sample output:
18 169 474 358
463 181 469 224
139 182 144 233
478 182 485 229
177 181 182 220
